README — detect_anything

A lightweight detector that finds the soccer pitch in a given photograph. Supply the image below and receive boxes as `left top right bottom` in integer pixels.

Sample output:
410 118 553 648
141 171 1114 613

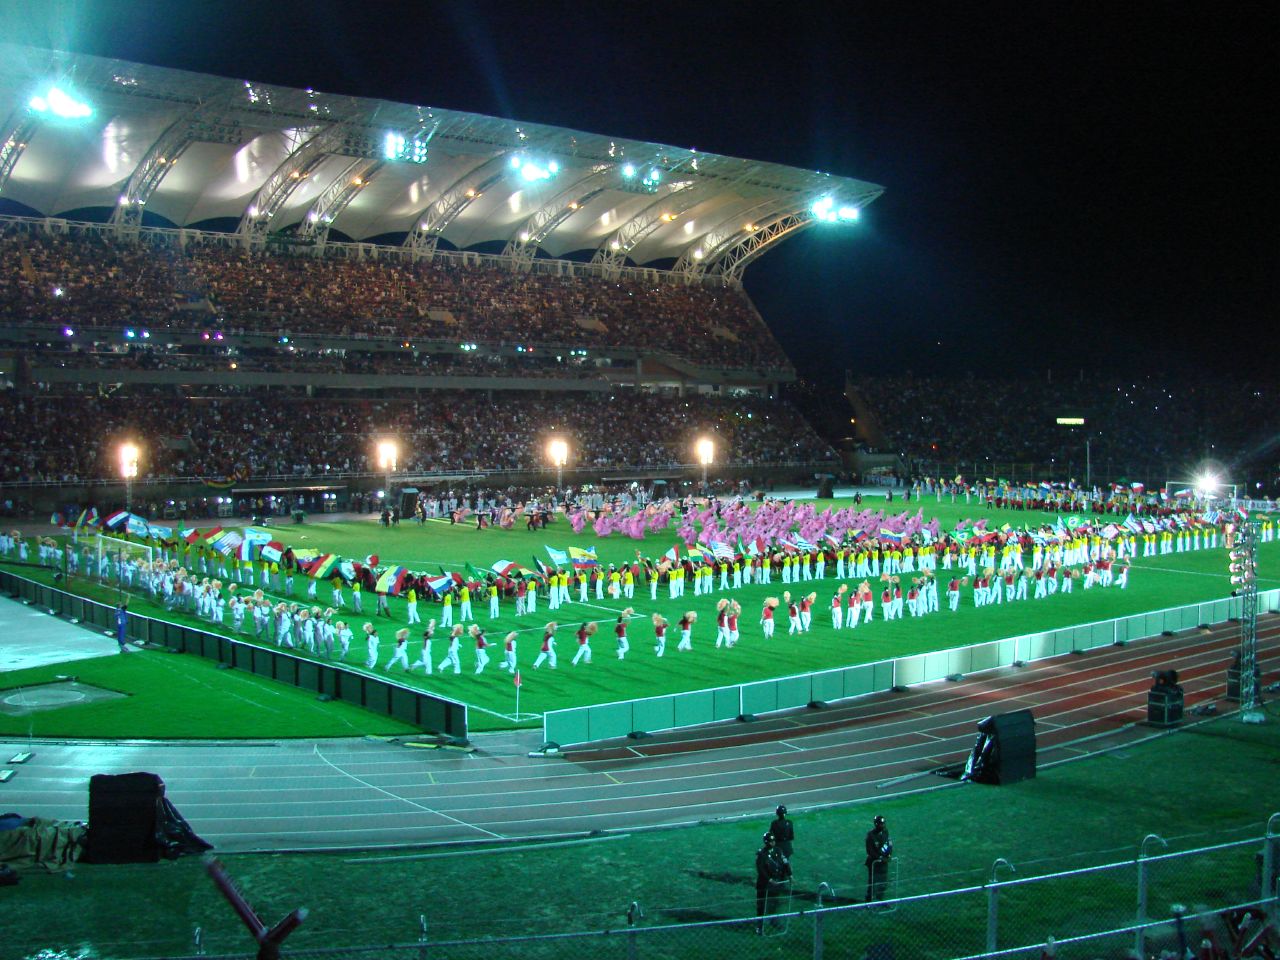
25 497 1268 734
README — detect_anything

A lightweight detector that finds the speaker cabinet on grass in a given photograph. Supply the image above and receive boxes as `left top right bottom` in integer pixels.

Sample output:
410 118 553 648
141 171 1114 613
962 709 1037 785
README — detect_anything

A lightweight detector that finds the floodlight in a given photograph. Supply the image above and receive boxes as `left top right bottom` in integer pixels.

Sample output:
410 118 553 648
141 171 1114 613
622 163 636 178
1194 473 1219 495
810 197 838 222
29 85 92 120
119 442 140 479
377 440 399 472
510 156 522 169
547 438 569 468
696 437 715 466
837 205 860 221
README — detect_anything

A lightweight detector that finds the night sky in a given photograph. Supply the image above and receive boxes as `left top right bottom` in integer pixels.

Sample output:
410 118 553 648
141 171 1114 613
5 1 1277 382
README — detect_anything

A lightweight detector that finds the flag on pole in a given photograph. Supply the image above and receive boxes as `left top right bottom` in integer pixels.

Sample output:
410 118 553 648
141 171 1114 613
544 545 569 567
259 541 285 564
491 560 520 578
307 554 339 579
514 670 522 688
375 566 409 595
567 546 598 569
426 575 454 597
662 544 681 563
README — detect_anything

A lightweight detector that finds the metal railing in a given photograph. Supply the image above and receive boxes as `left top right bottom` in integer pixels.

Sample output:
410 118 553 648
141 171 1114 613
89 818 1280 959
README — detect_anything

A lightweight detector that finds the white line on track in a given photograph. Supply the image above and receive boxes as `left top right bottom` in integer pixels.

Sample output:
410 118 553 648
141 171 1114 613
311 742 504 840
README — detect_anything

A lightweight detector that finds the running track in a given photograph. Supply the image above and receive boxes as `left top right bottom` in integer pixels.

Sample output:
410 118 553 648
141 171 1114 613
2 617 1275 852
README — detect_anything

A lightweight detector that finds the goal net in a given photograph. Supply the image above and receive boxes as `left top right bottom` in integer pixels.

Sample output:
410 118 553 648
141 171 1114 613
91 533 157 596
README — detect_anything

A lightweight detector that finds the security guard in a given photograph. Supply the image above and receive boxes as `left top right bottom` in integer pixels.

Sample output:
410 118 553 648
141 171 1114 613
755 832 792 934
769 805 795 860
864 814 893 902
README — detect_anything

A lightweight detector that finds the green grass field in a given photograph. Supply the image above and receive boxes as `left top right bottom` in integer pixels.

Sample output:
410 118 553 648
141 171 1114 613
5 712 1277 959
0 650 421 739
5 498 1276 734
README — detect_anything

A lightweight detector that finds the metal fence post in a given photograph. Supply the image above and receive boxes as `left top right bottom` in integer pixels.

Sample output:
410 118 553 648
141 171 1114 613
626 901 642 960
418 913 428 960
987 859 1015 953
1135 834 1167 958
193 926 204 956
1266 813 1280 924
814 882 833 960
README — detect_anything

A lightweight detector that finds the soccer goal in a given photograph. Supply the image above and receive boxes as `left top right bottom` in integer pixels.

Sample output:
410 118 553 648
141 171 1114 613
93 533 156 595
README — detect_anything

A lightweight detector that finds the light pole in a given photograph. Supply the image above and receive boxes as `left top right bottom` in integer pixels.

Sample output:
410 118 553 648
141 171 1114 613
377 440 398 517
118 442 139 598
696 437 715 492
547 438 569 494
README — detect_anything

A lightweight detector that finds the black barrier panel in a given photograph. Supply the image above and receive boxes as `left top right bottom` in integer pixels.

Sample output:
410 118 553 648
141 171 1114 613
389 687 418 726
319 668 338 698
164 622 185 651
251 646 274 679
335 672 362 707
297 659 320 693
276 657 298 688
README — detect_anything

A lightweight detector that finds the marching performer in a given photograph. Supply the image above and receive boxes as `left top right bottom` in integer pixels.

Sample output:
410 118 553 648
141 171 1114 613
533 622 558 669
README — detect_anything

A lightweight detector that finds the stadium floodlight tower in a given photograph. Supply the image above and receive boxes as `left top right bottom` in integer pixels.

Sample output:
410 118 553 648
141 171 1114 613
376 440 398 510
696 437 715 490
547 438 569 492
1227 517 1265 724
118 442 140 600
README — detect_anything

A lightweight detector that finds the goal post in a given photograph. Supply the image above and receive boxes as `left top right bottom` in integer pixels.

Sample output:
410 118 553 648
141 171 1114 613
92 533 156 596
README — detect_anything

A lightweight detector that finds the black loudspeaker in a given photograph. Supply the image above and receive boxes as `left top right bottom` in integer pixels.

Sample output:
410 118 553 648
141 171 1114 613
84 772 165 863
1147 670 1185 727
962 709 1037 785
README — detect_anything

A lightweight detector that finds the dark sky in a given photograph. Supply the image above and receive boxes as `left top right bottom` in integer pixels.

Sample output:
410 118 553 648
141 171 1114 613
6 0 1277 382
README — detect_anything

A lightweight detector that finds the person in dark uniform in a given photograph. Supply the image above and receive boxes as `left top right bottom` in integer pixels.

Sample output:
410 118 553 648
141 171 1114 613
755 832 792 933
864 814 893 902
769 805 795 860
115 602 130 653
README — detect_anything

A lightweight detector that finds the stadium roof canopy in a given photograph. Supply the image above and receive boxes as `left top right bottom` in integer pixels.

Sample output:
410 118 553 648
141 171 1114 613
0 43 883 278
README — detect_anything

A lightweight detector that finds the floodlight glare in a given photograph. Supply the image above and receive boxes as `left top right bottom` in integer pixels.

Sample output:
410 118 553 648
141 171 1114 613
837 205 860 221
1194 473 1220 495
119 442 140 479
547 438 569 468
696 437 715 466
510 156 522 169
29 85 92 119
810 197 839 222
377 440 399 472
622 163 636 178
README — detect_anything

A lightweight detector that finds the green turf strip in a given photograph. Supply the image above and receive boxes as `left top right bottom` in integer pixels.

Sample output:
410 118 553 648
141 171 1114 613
0 651 420 739
4 714 1276 958
6 501 1274 733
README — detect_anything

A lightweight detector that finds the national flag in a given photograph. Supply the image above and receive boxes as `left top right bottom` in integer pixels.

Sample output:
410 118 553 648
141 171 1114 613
1122 514 1142 533
426 575 454 597
1064 515 1086 531
201 525 224 543
181 527 200 545
1131 482 1145 492
545 545 569 567
376 566 409 595
147 524 173 541
878 528 904 543
73 507 99 530
292 548 319 563
1141 520 1157 534
710 541 735 561
492 560 520 579
533 555 552 577
1205 509 1221 525
1173 488 1193 499
210 530 243 556
50 512 66 527
259 541 285 564
998 523 1012 534
464 561 486 582
339 559 357 581
791 536 815 552
568 546 598 570
1100 523 1121 540
1039 481 1052 492
686 545 707 562
1030 530 1047 546
126 515 151 537
662 544 681 563
307 554 338 579
513 670 522 689
103 509 129 530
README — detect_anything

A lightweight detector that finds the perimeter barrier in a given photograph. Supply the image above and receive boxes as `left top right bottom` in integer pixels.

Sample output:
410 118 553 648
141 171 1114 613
0 567 468 737
544 589 1278 746
92 819 1280 959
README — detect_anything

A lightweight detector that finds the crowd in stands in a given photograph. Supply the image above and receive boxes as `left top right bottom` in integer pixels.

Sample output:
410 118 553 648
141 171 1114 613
22 341 611 380
0 390 835 483
858 375 1280 468
0 228 789 369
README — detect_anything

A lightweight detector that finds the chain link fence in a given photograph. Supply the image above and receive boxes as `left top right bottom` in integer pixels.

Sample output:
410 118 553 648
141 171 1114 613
123 819 1279 960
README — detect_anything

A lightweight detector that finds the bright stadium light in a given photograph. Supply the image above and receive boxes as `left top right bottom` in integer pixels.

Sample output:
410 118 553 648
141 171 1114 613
810 197 838 222
1195 473 1220 496
837 205 860 221
622 163 636 178
376 440 399 472
119 442 140 480
696 437 715 489
547 437 569 488
29 85 92 120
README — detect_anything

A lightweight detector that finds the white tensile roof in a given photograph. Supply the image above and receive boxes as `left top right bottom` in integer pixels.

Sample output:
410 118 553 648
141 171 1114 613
0 43 882 275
